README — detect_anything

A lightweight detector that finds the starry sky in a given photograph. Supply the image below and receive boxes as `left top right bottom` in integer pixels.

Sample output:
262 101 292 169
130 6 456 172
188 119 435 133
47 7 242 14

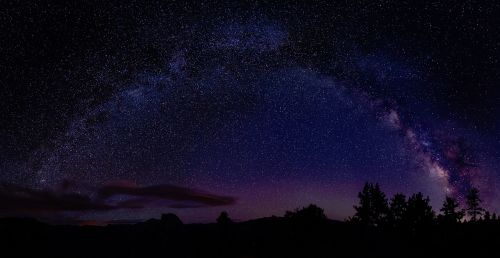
1 0 500 224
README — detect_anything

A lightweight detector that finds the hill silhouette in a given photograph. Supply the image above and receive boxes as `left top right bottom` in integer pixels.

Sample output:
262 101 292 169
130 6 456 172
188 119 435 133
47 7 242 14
1 183 500 258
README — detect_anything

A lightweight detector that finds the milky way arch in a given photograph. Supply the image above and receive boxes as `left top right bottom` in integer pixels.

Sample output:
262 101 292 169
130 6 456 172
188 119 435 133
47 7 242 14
18 16 495 222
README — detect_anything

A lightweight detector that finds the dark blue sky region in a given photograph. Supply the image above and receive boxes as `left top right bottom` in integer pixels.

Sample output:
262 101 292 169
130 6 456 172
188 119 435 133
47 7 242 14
2 1 500 223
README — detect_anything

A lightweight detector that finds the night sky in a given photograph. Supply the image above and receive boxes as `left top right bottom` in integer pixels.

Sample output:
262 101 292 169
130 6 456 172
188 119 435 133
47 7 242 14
2 1 500 224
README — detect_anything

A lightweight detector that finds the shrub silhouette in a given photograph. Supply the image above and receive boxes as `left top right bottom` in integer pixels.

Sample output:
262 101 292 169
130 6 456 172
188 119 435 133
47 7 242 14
284 204 327 223
352 183 389 226
217 211 233 225
160 213 183 227
484 211 491 221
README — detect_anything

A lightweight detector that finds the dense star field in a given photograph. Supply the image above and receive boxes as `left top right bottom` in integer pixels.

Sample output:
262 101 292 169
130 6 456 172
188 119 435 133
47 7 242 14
1 1 500 224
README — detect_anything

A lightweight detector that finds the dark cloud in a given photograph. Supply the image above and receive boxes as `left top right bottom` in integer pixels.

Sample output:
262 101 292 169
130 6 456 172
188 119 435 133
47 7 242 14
98 184 236 207
0 182 235 216
0 183 114 213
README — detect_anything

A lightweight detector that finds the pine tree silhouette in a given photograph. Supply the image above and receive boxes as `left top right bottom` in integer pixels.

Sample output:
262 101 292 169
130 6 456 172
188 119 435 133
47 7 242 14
352 183 372 224
389 193 407 227
406 192 435 230
353 183 389 226
466 187 484 221
439 196 464 224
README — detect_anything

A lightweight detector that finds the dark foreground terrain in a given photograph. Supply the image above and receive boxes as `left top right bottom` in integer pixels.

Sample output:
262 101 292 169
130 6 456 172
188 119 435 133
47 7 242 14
2 215 500 258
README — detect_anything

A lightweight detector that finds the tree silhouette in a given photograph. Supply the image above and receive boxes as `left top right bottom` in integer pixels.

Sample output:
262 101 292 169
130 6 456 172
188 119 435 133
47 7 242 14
484 211 491 222
466 187 484 221
405 192 435 230
352 183 372 224
160 213 183 227
217 211 233 225
353 183 389 226
284 204 327 223
388 193 407 227
438 196 464 224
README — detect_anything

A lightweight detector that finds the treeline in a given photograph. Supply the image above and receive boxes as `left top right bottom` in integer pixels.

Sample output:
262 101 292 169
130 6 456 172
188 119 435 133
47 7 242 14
347 182 496 229
214 182 496 230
